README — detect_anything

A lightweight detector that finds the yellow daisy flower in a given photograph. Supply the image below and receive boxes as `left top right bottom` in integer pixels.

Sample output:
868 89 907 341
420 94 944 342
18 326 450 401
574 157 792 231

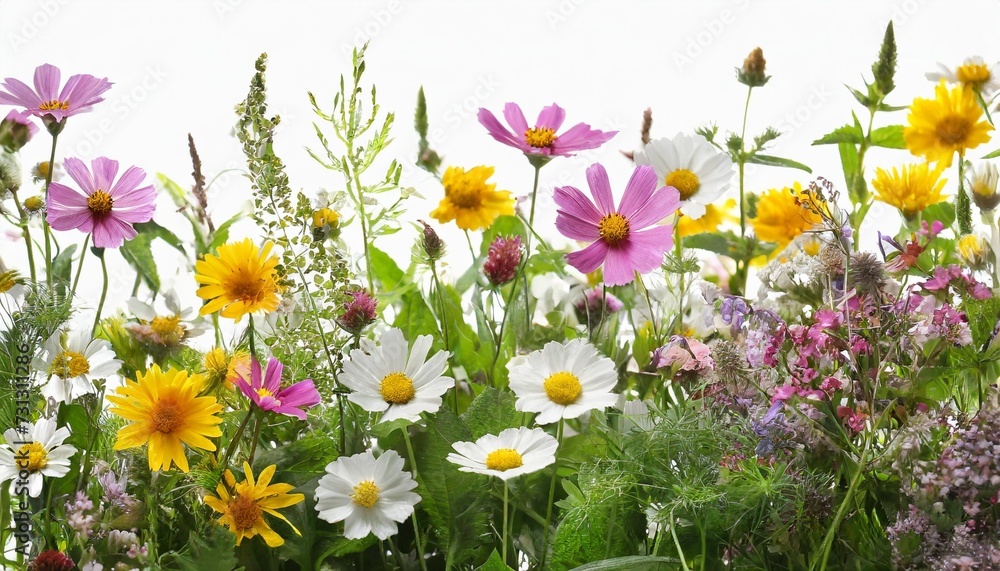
204 462 304 547
195 239 282 322
750 183 823 253
107 365 223 472
430 166 514 231
204 347 251 388
676 199 738 238
871 163 948 219
904 80 993 167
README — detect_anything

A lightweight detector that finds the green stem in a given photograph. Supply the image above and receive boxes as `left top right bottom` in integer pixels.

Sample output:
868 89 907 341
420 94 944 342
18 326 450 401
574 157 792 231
247 314 257 359
8 189 37 281
220 410 254 471
635 272 660 345
850 109 877 252
957 154 972 235
814 435 871 571
675 222 684 335
488 276 520 387
430 262 456 412
526 164 543 255
986 211 1000 289
538 419 563 569
92 252 108 335
502 479 510 567
69 235 89 299
669 507 691 571
401 429 429 571
42 132 58 287
738 86 753 241
247 409 263 463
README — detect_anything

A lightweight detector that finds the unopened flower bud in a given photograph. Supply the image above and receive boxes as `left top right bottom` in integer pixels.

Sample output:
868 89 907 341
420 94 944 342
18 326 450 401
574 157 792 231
336 289 378 334
0 152 21 192
419 220 444 262
23 195 44 212
956 234 989 270
482 235 523 286
311 207 340 241
737 47 770 87
0 110 37 152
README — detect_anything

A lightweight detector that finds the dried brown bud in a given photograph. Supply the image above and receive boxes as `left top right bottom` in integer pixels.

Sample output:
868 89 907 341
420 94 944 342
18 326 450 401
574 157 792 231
738 47 770 87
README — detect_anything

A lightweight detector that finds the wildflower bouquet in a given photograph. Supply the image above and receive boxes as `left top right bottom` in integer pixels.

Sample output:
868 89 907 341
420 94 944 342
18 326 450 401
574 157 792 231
2 22 1000 571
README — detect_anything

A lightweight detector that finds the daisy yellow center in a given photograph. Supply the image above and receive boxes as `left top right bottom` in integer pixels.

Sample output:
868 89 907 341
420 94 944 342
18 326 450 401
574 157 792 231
256 388 274 399
23 196 44 212
447 181 483 209
87 190 114 216
524 127 557 149
958 234 987 261
351 480 380 508
0 272 16 294
34 162 51 179
935 115 973 146
50 350 90 379
598 213 630 246
150 315 182 337
665 169 701 200
956 63 991 87
485 448 524 471
543 371 583 405
227 273 273 307
15 442 48 472
228 492 263 531
380 372 416 405
151 400 182 434
38 99 69 111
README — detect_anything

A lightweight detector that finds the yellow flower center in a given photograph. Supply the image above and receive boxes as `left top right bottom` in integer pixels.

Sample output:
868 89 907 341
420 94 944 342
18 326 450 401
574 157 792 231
15 442 48 472
351 480 380 508
524 127 557 149
150 315 182 337
227 273 275 307
447 180 483 209
485 448 524 471
957 234 987 263
204 348 229 381
38 99 69 112
256 388 274 398
50 350 90 379
543 371 583 405
87 190 114 216
665 169 701 200
151 400 182 434
935 115 973 146
23 196 44 212
956 63 991 88
228 492 263 531
34 162 51 179
380 372 416 405
598 213 630 246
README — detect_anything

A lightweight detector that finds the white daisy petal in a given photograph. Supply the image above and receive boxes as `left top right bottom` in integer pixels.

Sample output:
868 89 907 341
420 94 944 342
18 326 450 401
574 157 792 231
447 427 558 481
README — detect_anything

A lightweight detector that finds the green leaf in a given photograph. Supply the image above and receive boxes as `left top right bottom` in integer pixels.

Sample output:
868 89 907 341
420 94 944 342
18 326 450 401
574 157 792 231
476 550 514 571
480 215 527 257
392 291 440 346
370 245 405 291
51 244 77 296
982 147 1000 159
207 213 244 255
167 528 242 571
838 141 864 204
745 154 812 173
569 556 680 571
869 125 906 149
920 201 956 228
441 284 489 377
461 387 521 439
119 233 159 291
412 410 493 568
682 233 731 257
133 220 187 255
812 123 864 146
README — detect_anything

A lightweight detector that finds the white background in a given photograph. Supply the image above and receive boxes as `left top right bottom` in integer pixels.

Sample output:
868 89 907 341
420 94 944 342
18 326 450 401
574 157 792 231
2 0 999 337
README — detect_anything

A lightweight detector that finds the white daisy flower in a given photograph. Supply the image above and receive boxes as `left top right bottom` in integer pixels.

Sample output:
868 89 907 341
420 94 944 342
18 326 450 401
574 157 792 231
0 417 77 497
926 56 1000 95
315 449 420 540
0 267 25 332
124 288 205 354
633 132 734 220
447 427 558 480
340 327 452 423
507 339 618 425
33 329 122 403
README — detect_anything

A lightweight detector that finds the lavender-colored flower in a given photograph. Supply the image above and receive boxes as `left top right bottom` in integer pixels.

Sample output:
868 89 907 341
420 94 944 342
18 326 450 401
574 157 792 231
65 491 96 539
336 289 378 334
0 64 112 126
720 296 750 335
235 357 321 421
482 235 523 286
752 402 793 458
573 287 624 325
97 469 134 509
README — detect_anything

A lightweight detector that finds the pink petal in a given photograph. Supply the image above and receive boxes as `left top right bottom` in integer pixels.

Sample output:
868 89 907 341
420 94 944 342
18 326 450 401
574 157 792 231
250 357 264 389
47 182 88 208
535 103 566 132
618 226 674 276
565 240 609 275
477 108 526 150
0 78 43 109
92 216 136 248
502 102 530 137
627 185 680 230
617 165 657 217
552 124 617 155
585 163 616 215
46 205 93 232
62 158 95 194
602 247 636 286
90 157 119 192
277 380 321 408
33 64 61 101
61 74 111 109
234 376 257 403
556 211 601 241
553 185 602 224
263 358 283 393
109 166 146 197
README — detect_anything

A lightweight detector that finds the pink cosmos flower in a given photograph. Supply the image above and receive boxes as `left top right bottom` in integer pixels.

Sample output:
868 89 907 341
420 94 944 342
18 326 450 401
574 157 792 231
235 357 320 421
0 64 112 124
0 110 37 151
554 164 680 286
477 102 616 159
46 157 156 248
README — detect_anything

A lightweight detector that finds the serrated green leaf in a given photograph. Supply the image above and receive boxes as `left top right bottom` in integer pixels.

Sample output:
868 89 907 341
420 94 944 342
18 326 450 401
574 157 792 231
476 550 514 571
746 154 812 173
370 244 405 291
869 125 906 149
461 387 520 439
393 291 441 345
167 528 242 571
812 123 864 146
